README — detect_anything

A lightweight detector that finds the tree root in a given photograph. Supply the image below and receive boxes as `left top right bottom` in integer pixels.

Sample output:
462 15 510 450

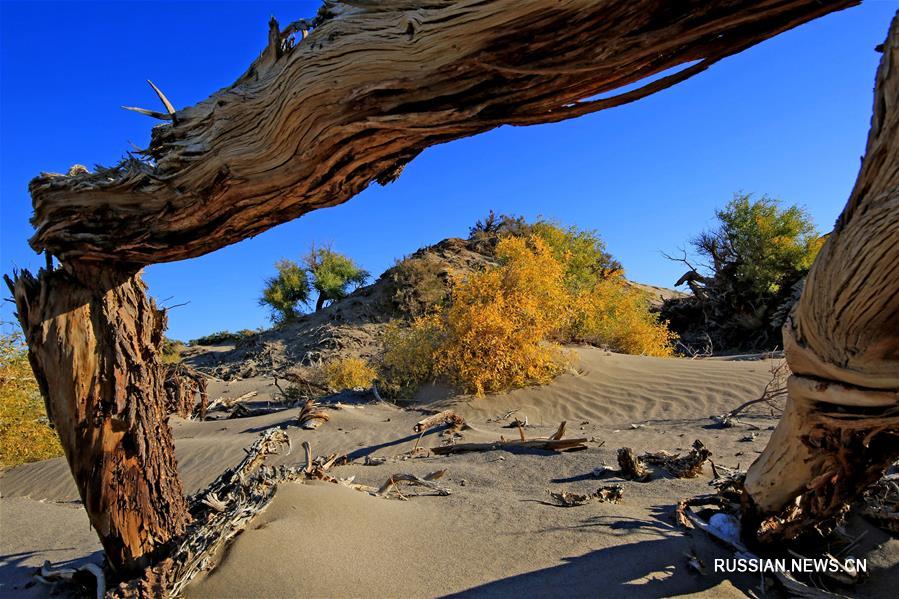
430 421 587 455
641 440 711 479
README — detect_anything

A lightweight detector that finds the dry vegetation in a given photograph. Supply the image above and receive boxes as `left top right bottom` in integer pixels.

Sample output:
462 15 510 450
321 356 378 392
0 331 62 467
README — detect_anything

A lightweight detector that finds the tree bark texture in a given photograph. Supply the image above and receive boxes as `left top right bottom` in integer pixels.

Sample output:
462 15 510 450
27 0 855 265
743 14 899 543
5 264 189 576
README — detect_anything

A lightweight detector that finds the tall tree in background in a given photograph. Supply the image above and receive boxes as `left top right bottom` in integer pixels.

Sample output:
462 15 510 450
665 194 823 350
304 245 369 312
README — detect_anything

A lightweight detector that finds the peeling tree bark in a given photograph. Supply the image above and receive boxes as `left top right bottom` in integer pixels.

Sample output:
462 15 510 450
6 0 869 577
5 265 189 577
743 15 899 543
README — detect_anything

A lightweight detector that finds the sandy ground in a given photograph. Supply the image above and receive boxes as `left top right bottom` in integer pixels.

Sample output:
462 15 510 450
2 348 897 597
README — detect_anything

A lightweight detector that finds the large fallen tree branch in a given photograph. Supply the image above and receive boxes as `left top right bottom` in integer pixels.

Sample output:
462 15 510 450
26 1 855 265
431 421 587 455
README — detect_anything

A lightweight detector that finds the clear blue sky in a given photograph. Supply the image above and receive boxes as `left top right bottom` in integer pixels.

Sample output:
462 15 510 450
1 1 895 341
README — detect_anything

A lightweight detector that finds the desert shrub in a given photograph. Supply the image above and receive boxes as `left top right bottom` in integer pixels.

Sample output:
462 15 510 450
0 330 63 467
387 256 448 316
379 315 443 398
568 280 675 356
528 221 622 293
260 259 312 323
190 329 256 346
434 236 572 394
664 193 822 350
161 337 186 364
322 356 378 392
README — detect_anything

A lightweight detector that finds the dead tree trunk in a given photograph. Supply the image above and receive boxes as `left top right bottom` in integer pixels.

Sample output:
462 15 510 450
6 0 861 577
743 15 899 543
5 263 189 576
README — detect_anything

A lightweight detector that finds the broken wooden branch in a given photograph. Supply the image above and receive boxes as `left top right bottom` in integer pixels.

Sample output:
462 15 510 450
298 398 330 430
641 440 711 479
413 410 464 433
375 470 450 498
548 485 623 507
617 447 650 482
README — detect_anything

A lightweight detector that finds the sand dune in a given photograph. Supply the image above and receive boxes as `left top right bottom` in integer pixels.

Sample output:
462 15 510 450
2 348 897 598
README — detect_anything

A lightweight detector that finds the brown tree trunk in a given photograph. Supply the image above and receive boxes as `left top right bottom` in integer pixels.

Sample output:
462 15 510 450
5 262 190 576
743 15 899 543
315 292 326 312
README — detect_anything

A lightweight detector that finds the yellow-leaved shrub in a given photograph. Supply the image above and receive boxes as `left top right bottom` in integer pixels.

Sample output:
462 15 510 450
1 331 63 467
433 236 572 395
322 356 377 392
568 280 675 357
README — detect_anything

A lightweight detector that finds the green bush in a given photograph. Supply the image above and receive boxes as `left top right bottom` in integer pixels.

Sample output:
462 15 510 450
190 329 256 346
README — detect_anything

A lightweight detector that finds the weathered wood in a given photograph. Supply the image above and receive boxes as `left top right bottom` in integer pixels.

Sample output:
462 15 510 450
5 264 189 577
26 0 855 265
298 398 330 429
163 363 208 420
413 410 464 433
617 447 650 482
743 15 899 542
431 424 588 455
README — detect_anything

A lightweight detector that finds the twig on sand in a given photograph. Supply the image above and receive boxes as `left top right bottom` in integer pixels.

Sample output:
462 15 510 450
375 470 451 498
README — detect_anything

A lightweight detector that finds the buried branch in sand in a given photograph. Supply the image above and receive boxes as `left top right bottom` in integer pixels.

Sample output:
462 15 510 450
430 420 588 455
298 398 330 430
548 485 624 507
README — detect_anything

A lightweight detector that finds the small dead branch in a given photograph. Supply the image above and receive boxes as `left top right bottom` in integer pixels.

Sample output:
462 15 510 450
298 398 330 430
547 485 623 507
617 447 650 481
375 470 450 498
206 390 257 415
414 410 465 433
712 359 789 427
641 440 711 478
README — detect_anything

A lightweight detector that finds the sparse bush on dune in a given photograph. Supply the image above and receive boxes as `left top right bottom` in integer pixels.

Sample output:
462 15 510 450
387 256 449 317
322 356 378 392
379 315 443 398
0 331 62 467
190 329 257 346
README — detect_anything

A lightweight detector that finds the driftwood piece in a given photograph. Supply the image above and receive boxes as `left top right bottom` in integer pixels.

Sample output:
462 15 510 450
617 448 650 482
163 363 208 420
431 423 587 455
413 410 464 433
641 440 711 479
206 390 258 415
298 398 330 430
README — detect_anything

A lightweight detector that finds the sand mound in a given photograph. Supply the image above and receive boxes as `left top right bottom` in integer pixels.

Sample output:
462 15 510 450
3 348 897 598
